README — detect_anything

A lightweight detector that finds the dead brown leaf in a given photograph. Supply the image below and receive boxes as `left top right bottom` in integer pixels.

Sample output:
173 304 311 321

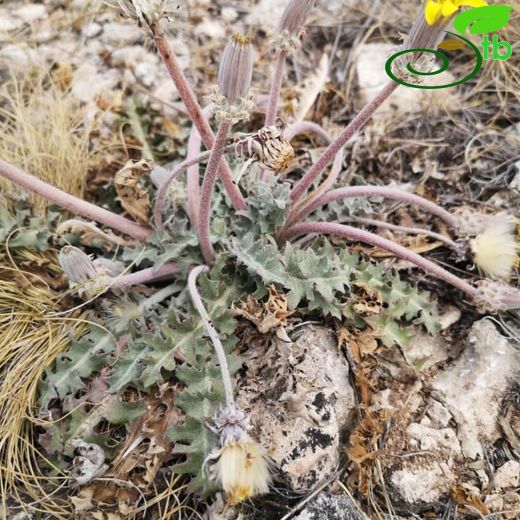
114 159 152 225
233 286 293 335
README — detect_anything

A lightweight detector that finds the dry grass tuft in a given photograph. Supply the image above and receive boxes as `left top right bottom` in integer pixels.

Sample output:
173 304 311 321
0 237 87 519
0 70 93 214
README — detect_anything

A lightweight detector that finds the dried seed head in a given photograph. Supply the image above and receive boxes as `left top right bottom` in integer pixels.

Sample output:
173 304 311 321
473 280 520 313
218 34 254 105
59 246 97 284
279 0 316 35
235 124 295 174
110 0 180 26
471 221 518 280
215 438 271 505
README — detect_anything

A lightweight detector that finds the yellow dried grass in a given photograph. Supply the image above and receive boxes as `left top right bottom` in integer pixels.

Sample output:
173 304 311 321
0 70 93 214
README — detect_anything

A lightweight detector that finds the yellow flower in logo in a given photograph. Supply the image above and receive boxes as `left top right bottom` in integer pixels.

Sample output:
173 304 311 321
424 0 488 26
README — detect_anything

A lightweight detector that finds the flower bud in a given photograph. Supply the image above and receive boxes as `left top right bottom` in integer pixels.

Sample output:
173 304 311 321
59 246 97 284
279 0 316 35
218 34 253 104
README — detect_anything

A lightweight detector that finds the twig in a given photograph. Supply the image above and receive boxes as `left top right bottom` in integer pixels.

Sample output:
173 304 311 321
341 215 460 250
0 158 152 242
188 265 234 408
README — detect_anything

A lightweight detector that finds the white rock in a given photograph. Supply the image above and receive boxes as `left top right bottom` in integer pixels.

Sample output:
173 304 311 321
431 320 520 459
0 43 40 69
402 332 449 372
425 399 452 428
221 7 238 23
407 423 461 455
494 461 520 490
71 63 120 103
236 326 356 490
0 9 24 32
391 462 456 504
82 22 102 39
111 46 158 68
102 23 142 45
14 3 46 23
355 43 460 116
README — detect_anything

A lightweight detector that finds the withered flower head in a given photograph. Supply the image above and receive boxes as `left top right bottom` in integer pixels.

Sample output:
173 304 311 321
235 123 295 175
59 246 97 284
218 34 254 105
279 0 316 35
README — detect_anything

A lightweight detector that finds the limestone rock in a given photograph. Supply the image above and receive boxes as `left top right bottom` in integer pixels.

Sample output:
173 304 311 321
391 462 456 505
493 461 520 491
431 320 520 459
236 326 356 490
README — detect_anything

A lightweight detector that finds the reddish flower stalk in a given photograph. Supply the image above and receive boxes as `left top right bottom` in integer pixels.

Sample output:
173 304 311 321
283 221 478 298
284 121 331 142
290 81 399 204
265 50 288 127
111 262 180 289
282 185 458 237
186 105 214 228
150 21 246 212
153 144 236 229
198 121 233 264
0 158 152 242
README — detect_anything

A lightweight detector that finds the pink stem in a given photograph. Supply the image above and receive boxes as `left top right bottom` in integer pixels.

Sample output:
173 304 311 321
111 262 180 289
282 186 458 236
284 121 331 143
153 144 236 229
0 158 152 242
198 121 232 265
290 81 399 204
284 121 344 215
283 222 477 298
186 105 214 228
265 50 288 126
151 21 246 212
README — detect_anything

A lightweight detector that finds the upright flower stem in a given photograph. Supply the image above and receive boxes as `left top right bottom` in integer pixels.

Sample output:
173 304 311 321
153 144 236 229
0 159 152 242
282 185 458 238
265 50 288 126
290 80 399 204
150 21 246 212
283 221 478 298
186 105 214 228
188 265 235 409
198 121 232 265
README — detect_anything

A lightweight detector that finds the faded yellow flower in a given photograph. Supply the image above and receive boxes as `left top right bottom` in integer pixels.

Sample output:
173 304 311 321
216 439 271 505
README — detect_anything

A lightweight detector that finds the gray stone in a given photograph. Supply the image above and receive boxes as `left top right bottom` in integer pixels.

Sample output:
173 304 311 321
431 319 520 459
391 462 456 505
294 492 367 520
236 326 356 490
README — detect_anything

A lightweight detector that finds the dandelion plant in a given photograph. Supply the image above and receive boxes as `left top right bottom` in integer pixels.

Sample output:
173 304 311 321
0 0 519 515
